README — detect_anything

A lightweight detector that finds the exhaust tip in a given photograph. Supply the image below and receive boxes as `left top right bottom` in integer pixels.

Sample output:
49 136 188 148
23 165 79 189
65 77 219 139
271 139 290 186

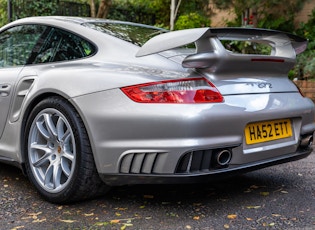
300 135 313 149
212 149 232 168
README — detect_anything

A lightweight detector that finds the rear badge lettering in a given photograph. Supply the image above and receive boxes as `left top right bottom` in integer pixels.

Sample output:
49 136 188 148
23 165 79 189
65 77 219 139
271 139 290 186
246 82 272 88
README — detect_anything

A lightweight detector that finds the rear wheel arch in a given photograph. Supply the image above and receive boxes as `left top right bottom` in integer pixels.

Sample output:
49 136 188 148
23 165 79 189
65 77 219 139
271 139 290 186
21 94 109 203
21 93 62 163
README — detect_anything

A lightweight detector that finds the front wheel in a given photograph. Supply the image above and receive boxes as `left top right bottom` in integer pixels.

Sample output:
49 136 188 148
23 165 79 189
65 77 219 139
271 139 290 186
24 96 109 203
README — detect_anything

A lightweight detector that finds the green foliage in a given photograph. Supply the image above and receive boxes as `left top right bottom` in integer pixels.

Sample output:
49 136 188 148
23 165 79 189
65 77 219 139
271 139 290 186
13 0 58 19
109 0 168 26
109 0 210 29
296 8 315 48
223 40 271 55
175 12 210 30
293 9 315 80
257 14 295 32
108 0 155 25
0 0 8 27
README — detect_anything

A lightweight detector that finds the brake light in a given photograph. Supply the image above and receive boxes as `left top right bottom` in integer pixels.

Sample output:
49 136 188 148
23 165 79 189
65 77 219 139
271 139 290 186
121 78 223 103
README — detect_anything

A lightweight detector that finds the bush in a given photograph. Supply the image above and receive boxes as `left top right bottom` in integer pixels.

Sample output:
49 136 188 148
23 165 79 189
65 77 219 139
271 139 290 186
293 9 315 80
175 12 210 30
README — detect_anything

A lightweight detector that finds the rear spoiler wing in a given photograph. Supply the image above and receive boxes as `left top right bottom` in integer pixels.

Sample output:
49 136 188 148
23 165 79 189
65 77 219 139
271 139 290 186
136 27 307 70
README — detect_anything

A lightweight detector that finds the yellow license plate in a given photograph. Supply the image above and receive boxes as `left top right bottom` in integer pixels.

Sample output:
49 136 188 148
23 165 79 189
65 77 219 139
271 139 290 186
245 119 292 145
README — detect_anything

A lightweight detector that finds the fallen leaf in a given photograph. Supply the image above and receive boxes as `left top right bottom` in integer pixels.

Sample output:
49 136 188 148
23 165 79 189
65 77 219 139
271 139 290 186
227 214 237 219
28 212 42 216
59 219 77 223
94 221 109 226
32 218 46 223
84 213 94 217
110 219 120 224
246 217 253 221
63 211 72 215
121 223 133 230
246 206 261 209
224 224 230 229
281 190 288 194
143 195 154 199
193 216 200 220
260 192 270 196
272 214 281 217
115 212 121 216
11 226 24 230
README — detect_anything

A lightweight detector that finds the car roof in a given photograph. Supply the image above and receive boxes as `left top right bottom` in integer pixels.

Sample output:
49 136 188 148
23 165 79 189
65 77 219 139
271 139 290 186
6 16 161 31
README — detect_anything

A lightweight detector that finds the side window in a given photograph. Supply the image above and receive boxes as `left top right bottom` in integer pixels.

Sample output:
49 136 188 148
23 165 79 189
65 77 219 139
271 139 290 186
32 27 96 64
0 25 46 68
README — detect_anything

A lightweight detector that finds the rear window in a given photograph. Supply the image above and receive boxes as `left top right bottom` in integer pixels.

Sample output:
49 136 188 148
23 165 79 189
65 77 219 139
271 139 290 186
30 27 96 64
85 22 166 46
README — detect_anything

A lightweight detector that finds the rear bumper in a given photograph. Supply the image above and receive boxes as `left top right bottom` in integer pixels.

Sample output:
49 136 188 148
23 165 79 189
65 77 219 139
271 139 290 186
100 147 312 186
72 89 315 184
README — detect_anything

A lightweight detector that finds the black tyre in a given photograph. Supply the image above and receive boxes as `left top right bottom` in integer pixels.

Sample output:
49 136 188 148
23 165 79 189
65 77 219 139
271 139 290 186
24 96 109 203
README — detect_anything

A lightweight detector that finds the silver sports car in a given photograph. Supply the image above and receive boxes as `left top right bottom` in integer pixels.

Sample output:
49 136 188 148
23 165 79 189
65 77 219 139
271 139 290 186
0 16 314 203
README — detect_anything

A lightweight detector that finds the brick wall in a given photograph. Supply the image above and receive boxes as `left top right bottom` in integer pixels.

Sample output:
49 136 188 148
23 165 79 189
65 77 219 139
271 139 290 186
209 0 315 27
294 80 315 102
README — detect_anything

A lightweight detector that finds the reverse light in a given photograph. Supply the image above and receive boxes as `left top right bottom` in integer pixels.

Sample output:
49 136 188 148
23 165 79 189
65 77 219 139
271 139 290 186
121 78 224 103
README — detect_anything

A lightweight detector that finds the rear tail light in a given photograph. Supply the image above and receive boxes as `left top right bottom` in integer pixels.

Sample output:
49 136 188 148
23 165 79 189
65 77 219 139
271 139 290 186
121 78 224 103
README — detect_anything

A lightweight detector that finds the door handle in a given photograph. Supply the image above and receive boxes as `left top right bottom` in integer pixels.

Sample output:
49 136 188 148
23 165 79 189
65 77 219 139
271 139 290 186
0 84 11 97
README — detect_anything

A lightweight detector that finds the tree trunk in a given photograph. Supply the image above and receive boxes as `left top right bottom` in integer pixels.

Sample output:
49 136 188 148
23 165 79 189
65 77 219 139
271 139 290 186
90 0 96 17
97 0 112 18
170 0 182 30
170 0 175 30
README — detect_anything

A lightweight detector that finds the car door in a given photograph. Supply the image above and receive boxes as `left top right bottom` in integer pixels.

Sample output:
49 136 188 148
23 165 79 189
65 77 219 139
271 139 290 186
0 68 22 138
0 24 46 138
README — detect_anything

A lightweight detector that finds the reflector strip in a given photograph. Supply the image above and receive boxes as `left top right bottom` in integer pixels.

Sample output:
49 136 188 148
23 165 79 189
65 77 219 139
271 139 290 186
251 58 285 63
